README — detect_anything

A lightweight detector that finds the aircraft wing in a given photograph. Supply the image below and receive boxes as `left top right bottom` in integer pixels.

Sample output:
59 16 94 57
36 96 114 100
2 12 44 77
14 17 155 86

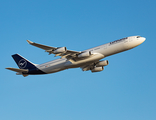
27 40 81 58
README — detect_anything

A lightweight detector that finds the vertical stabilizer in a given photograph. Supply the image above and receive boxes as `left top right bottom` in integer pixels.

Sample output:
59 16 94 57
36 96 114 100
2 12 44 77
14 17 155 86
12 54 37 69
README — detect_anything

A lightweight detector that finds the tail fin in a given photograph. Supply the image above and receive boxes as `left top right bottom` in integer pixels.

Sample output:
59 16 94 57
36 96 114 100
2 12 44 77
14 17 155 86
12 54 37 69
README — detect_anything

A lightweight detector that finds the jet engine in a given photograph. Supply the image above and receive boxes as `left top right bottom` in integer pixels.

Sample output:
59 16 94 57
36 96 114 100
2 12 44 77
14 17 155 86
53 47 67 54
78 51 91 58
96 60 109 67
91 66 104 72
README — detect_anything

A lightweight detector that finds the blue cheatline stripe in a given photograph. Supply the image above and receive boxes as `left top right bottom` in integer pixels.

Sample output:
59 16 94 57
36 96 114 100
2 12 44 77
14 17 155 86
27 68 46 75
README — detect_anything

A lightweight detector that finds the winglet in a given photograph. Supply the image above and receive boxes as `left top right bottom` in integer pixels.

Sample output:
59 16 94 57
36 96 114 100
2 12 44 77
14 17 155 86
27 40 33 44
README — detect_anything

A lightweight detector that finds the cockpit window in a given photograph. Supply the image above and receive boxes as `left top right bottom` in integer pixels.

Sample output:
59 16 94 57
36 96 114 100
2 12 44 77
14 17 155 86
137 36 141 38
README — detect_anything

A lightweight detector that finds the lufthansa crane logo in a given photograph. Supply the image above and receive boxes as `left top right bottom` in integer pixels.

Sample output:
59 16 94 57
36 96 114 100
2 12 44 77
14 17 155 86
18 59 27 68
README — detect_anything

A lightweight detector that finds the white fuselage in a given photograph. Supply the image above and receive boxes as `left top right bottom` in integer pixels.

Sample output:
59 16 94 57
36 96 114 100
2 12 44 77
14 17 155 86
35 36 145 74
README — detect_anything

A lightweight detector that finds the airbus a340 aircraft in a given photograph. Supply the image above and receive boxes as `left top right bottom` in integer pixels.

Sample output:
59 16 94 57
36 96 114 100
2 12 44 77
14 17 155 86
6 36 145 77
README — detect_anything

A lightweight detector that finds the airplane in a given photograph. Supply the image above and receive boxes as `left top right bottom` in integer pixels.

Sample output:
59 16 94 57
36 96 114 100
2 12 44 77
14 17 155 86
6 36 145 77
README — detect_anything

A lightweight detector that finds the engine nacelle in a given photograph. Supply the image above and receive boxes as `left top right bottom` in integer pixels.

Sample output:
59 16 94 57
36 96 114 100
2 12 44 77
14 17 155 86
96 60 109 67
91 66 104 72
53 47 67 54
78 51 91 58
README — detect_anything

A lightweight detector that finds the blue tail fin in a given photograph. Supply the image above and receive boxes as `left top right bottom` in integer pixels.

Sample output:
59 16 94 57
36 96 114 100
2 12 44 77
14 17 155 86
12 54 37 69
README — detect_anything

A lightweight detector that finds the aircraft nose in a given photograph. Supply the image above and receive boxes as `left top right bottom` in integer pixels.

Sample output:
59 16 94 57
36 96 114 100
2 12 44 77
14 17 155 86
141 37 146 43
135 36 146 46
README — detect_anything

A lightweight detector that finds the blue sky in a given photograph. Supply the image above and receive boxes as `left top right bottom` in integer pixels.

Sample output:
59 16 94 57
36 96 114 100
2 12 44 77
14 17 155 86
1 0 156 120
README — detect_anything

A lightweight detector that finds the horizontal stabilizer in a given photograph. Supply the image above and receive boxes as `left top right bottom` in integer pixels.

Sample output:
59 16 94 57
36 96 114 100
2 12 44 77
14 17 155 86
6 68 28 73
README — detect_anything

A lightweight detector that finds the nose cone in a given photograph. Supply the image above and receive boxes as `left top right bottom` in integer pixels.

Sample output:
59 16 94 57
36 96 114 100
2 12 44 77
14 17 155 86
141 37 146 43
137 37 146 45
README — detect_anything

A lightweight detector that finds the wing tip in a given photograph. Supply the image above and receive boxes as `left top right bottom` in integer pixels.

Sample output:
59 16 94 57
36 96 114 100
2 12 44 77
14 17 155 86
27 40 33 44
